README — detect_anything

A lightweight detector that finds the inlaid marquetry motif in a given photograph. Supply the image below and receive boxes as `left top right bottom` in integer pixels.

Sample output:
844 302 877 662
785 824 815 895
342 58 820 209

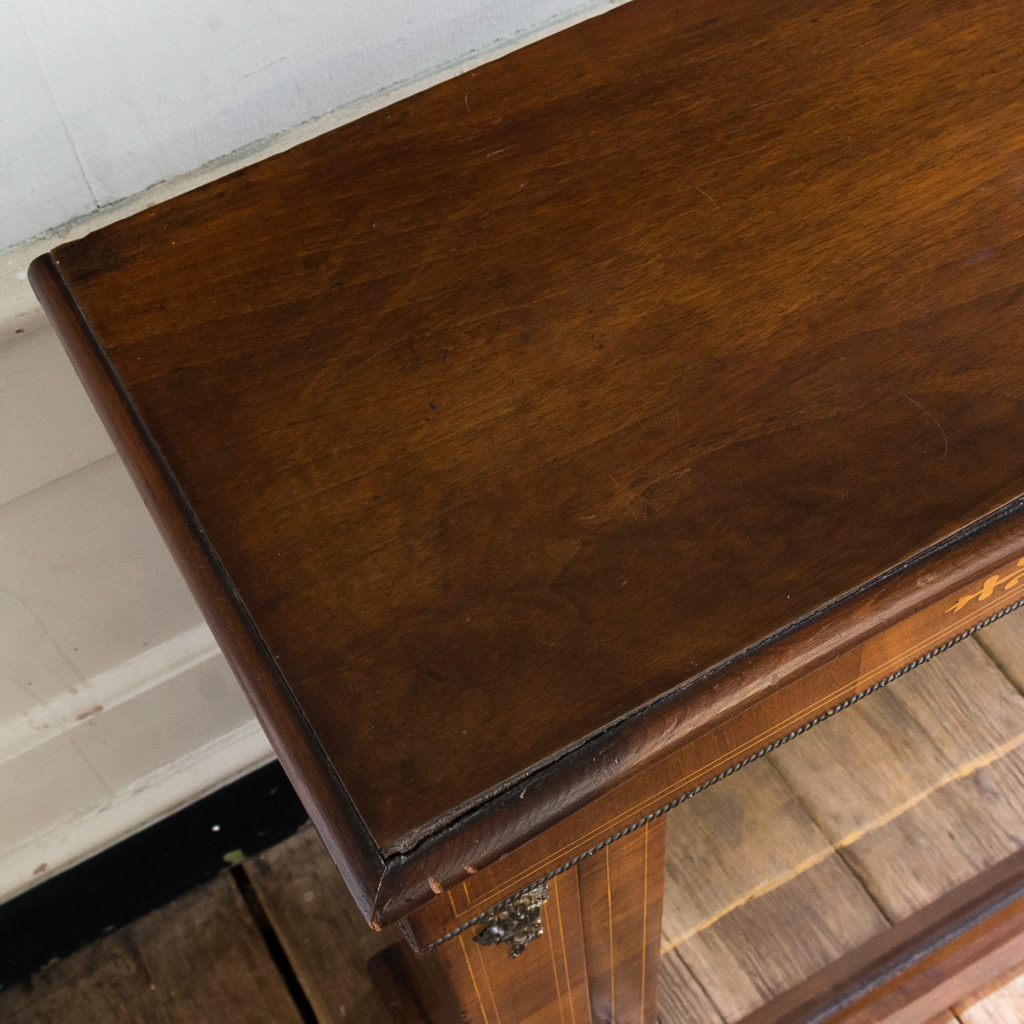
946 558 1024 613
473 884 549 958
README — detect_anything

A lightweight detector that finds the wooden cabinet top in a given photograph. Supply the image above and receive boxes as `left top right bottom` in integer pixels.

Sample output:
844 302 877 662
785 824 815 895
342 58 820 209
32 0 1024 923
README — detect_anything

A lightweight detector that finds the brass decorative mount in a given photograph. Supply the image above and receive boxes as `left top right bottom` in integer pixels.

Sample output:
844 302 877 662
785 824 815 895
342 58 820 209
472 884 550 958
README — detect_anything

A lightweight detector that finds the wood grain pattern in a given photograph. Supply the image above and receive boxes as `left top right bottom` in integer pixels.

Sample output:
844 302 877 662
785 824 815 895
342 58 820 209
657 956 728 1024
976 611 1024 698
579 818 667 1023
366 949 433 1024
956 970 1024 1024
660 760 888 1022
30 0 1024 925
402 596 1024 946
30 258 387 920
242 826 399 1024
736 848 1024 1024
0 876 305 1023
673 860 888 1023
662 760 839 942
652 616 1024 1024
432 869 592 1024
770 640 1024 920
12 625 1024 1024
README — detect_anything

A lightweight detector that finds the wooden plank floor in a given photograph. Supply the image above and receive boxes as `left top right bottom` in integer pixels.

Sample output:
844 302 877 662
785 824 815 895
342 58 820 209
4 610 1024 1023
659 618 1024 1022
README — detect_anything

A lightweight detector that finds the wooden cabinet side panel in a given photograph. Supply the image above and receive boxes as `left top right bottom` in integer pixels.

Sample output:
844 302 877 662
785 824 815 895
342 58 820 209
432 869 592 1024
578 818 667 1024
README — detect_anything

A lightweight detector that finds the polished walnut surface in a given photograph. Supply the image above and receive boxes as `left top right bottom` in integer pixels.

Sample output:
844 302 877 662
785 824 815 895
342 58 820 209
32 0 1024 899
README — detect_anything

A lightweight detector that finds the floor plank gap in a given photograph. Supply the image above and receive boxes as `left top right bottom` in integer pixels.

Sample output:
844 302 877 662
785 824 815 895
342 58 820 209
231 866 321 1024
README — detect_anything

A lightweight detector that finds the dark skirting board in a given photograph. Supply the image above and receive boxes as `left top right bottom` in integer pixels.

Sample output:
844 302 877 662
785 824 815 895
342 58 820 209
0 761 306 991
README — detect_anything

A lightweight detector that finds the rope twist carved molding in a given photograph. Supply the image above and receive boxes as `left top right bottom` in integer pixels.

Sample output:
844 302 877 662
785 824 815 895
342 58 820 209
422 597 1024 954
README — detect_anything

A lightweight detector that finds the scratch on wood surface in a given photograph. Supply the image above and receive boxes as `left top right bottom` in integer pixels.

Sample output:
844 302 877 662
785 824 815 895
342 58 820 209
695 185 720 209
301 339 405 399
899 392 949 462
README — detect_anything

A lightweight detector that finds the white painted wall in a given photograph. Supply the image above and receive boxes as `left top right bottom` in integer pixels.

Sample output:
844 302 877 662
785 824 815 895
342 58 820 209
0 0 618 901
3 0 615 252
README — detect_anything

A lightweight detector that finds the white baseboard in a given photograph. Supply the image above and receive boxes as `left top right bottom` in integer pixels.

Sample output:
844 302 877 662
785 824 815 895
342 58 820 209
0 626 275 903
0 718 274 903
0 623 221 770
